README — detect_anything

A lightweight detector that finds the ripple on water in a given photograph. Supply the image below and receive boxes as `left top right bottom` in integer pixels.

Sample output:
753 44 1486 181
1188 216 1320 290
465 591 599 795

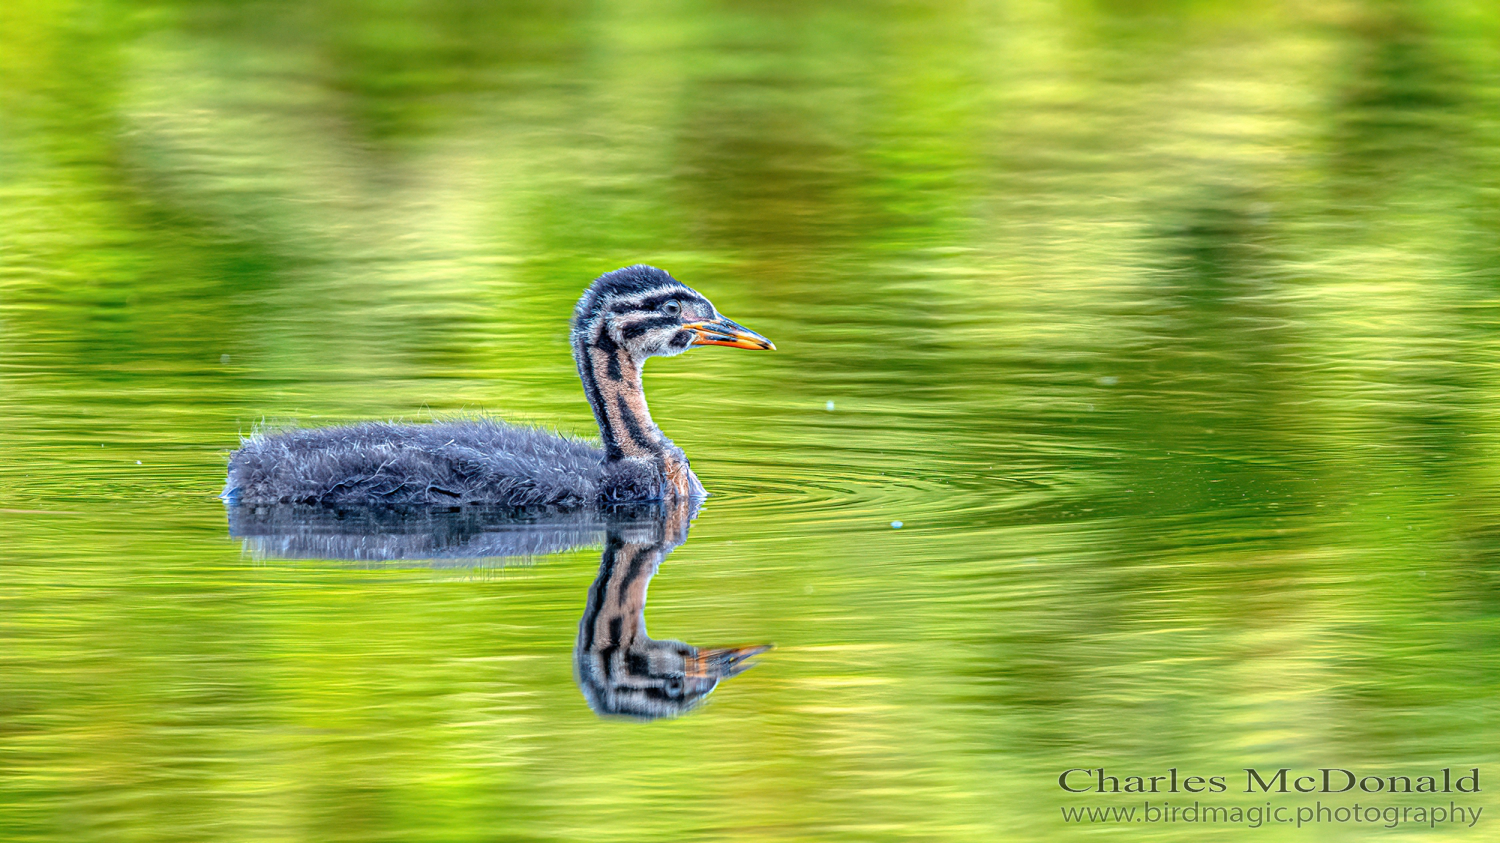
701 445 1090 534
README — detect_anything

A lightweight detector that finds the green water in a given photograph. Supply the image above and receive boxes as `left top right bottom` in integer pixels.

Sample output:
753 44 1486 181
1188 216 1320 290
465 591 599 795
3 0 1499 840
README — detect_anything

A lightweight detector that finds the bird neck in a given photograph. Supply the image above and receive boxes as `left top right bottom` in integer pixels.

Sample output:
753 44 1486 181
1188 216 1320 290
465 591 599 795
579 529 662 659
574 521 679 717
574 326 670 462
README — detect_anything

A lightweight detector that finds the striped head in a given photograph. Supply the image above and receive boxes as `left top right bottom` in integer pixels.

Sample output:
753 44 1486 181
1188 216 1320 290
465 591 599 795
571 265 775 363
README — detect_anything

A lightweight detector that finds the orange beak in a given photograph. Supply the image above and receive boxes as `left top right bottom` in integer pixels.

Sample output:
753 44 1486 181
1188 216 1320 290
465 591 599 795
684 644 774 679
685 316 775 350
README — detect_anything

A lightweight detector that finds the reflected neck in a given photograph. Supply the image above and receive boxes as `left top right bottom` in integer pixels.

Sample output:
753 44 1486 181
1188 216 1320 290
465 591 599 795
579 530 665 656
574 325 668 461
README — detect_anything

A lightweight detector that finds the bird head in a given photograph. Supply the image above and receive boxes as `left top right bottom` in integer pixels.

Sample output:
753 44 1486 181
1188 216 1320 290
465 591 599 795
576 638 772 720
572 265 775 362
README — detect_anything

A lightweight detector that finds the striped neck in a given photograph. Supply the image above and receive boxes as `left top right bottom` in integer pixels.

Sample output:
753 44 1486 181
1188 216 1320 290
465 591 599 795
574 318 668 461
574 519 678 718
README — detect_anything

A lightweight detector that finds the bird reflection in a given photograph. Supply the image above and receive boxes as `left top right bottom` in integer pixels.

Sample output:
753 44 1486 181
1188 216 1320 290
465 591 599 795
227 497 770 719
574 498 770 720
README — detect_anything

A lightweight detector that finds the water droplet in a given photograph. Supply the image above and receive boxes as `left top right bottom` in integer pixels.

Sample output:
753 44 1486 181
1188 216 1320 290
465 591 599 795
825 401 836 411
890 520 903 529
220 354 231 365
1097 376 1118 386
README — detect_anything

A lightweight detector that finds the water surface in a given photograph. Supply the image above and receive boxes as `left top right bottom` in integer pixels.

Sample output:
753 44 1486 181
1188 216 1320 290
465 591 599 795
3 1 1499 840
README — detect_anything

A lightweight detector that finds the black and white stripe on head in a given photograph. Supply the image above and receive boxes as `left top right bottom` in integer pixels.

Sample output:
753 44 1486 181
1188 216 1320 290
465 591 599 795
573 265 686 328
572 265 715 360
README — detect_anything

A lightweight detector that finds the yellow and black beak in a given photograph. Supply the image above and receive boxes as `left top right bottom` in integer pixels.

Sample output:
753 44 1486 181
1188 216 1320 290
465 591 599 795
685 316 776 350
685 644 774 679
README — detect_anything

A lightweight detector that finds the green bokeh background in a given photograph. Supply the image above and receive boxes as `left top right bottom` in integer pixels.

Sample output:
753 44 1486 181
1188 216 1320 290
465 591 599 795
2 0 1498 840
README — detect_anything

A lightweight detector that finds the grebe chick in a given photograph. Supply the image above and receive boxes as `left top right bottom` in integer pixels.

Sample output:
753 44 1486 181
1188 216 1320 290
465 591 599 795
224 265 774 507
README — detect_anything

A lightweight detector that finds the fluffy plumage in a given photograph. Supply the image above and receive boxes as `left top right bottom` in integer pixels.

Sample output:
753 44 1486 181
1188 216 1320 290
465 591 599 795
225 420 604 507
223 265 772 509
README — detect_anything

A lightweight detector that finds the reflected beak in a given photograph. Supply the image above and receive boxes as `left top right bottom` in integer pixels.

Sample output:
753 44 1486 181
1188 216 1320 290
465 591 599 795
685 644 774 679
685 317 776 350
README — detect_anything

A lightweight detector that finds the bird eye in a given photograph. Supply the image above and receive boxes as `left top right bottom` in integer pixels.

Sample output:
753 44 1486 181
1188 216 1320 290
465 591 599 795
661 300 681 317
